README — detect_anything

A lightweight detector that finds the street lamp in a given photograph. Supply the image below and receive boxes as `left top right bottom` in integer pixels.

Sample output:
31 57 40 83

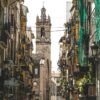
76 63 80 68
76 63 80 71
33 81 38 87
90 42 98 57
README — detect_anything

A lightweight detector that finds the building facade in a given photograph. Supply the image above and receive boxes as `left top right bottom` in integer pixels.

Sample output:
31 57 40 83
58 0 97 100
0 0 34 100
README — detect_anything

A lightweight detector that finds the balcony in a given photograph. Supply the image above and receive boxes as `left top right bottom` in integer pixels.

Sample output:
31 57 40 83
26 42 33 50
21 65 29 71
21 35 26 44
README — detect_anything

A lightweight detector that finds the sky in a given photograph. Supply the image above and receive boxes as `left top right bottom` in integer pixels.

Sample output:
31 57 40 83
24 0 72 72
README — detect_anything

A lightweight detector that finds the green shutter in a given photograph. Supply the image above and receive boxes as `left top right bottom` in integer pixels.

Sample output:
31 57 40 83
95 0 100 43
78 0 87 66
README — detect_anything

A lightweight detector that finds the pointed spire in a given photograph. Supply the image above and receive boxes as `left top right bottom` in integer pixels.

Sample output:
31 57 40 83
48 15 51 22
43 1 45 8
36 15 39 22
41 2 46 21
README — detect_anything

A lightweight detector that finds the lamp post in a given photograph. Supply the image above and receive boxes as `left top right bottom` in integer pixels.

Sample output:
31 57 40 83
90 41 98 79
90 41 99 100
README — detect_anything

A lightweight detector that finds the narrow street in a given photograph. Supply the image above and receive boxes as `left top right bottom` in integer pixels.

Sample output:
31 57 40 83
0 0 100 100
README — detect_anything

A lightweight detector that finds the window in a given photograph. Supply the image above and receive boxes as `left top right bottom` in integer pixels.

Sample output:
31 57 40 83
40 59 45 64
34 68 38 75
11 14 14 26
41 27 45 37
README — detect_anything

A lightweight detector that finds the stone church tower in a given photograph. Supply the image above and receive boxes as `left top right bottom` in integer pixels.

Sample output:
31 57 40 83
36 6 51 60
35 6 51 100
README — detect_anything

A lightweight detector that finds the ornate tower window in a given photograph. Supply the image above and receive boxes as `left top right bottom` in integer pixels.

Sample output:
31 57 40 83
41 26 45 37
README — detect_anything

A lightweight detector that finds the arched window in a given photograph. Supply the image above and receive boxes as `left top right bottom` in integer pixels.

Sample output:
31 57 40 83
41 26 45 37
